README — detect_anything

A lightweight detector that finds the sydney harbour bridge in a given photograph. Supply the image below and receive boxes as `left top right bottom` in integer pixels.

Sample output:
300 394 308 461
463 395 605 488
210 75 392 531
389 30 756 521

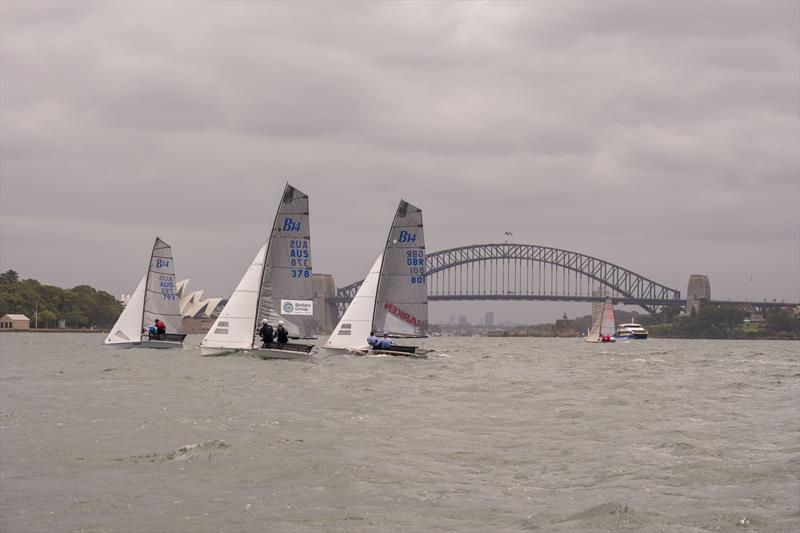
328 243 796 318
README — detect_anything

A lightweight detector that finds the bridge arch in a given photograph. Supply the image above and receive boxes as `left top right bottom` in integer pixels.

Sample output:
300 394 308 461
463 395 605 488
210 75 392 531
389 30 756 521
334 243 682 314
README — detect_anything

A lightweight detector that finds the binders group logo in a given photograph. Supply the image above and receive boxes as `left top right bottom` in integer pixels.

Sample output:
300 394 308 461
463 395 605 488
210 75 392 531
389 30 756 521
280 299 313 315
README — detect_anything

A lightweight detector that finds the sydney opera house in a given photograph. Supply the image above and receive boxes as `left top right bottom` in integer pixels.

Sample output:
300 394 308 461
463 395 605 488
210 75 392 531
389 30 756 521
172 275 338 334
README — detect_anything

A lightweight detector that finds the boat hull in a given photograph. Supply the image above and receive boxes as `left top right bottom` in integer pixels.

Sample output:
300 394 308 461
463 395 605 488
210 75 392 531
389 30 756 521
584 337 616 343
103 342 138 349
616 332 648 340
255 343 314 360
136 340 184 349
200 346 240 356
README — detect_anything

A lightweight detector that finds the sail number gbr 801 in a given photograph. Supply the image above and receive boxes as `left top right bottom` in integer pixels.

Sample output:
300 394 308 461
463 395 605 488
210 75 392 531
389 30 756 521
289 239 311 278
406 250 425 284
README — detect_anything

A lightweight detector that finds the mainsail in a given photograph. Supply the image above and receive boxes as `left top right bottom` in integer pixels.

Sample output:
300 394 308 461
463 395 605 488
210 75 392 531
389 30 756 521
142 237 183 334
600 299 616 338
587 297 616 341
372 200 427 337
256 185 314 338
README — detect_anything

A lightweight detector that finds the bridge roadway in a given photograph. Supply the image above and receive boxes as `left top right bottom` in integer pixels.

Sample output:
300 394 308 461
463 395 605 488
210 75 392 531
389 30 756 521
328 243 798 313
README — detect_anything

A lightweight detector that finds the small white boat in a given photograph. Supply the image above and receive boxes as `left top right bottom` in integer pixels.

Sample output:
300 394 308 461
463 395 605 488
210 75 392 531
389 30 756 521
615 322 649 339
200 184 316 359
585 297 616 343
104 237 186 349
324 200 431 358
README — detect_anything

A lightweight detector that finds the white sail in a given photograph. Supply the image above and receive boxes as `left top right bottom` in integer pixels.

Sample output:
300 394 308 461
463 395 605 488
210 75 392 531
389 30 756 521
200 244 267 354
325 253 383 350
372 201 427 337
256 185 315 338
142 237 183 334
104 275 146 345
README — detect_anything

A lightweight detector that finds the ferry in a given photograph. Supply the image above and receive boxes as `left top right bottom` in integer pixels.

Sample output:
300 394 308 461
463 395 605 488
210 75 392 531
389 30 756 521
615 322 649 339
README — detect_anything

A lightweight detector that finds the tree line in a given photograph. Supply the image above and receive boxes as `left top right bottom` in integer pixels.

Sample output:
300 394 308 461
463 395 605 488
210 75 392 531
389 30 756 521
0 270 122 329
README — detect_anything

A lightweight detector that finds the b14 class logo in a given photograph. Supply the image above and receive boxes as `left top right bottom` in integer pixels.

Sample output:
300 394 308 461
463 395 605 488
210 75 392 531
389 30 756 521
283 302 294 313
398 230 416 243
282 218 302 232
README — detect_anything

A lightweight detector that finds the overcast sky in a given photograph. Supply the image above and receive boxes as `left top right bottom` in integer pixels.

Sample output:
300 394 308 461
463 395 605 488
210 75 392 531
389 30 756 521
1 1 798 323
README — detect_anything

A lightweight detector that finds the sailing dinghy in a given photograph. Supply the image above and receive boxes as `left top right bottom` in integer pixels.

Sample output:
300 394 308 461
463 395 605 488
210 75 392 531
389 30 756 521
104 237 186 349
325 200 431 358
200 184 315 359
585 297 617 343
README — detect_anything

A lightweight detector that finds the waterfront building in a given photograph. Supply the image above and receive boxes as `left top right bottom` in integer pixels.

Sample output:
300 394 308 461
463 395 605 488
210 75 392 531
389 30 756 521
0 314 30 330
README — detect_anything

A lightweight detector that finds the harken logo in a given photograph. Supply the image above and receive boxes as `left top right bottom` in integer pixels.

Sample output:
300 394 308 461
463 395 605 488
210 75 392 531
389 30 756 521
384 302 421 327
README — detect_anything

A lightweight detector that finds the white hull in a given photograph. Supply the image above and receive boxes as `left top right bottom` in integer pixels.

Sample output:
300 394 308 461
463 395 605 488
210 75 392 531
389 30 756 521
584 337 616 343
200 346 240 356
104 342 138 349
136 339 184 349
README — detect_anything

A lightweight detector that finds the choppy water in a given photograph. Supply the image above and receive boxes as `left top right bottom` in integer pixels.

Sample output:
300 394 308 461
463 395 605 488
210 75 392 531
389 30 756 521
0 333 798 533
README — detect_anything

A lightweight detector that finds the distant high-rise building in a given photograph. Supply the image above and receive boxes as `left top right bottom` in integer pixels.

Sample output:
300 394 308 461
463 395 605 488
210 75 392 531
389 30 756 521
458 315 468 326
448 314 455 325
484 311 494 327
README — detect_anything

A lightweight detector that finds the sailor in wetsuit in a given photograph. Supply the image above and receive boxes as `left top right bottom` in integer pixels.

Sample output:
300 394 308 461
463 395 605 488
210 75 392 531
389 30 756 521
258 319 274 348
275 320 289 345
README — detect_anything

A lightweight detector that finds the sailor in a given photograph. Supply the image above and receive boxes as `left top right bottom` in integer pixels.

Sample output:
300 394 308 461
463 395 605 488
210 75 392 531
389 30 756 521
147 325 157 339
377 331 393 350
366 330 379 349
154 318 166 339
258 319 274 347
275 320 289 344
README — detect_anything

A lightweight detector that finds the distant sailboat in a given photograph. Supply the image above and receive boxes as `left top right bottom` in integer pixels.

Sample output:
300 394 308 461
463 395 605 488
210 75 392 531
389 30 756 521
200 184 315 358
104 237 186 349
325 200 430 357
585 297 616 343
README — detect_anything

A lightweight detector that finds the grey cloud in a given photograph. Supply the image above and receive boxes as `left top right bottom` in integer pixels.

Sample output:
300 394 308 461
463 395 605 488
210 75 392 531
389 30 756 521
0 1 797 322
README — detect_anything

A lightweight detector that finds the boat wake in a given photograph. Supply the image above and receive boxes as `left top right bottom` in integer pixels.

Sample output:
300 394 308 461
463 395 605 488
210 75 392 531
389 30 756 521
113 440 230 464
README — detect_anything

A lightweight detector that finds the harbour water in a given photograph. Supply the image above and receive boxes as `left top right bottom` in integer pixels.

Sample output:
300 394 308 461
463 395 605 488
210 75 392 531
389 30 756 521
1 333 798 532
